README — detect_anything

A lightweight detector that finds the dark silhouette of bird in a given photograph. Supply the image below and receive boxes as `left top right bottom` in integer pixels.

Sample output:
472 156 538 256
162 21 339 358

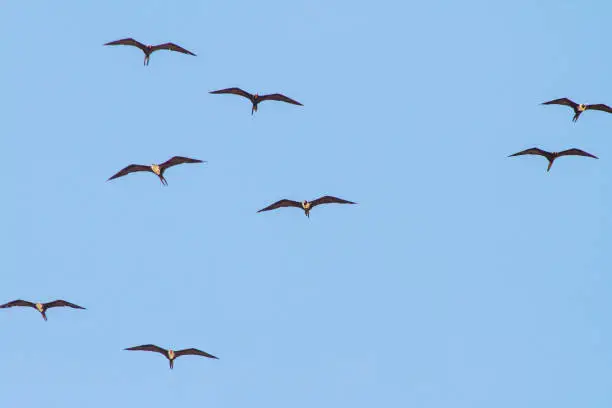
209 87 303 115
0 299 85 321
104 38 196 66
541 98 612 122
107 156 205 185
508 147 598 171
124 344 218 369
257 196 356 218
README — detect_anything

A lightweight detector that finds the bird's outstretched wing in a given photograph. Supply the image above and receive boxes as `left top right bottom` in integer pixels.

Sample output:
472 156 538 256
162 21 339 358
557 148 598 159
257 199 302 213
541 98 578 109
310 196 356 208
107 164 152 181
151 42 196 56
104 38 148 52
259 93 303 106
175 348 219 359
44 300 86 310
124 344 168 356
159 156 204 171
586 104 612 114
209 88 254 101
508 148 553 159
0 299 36 309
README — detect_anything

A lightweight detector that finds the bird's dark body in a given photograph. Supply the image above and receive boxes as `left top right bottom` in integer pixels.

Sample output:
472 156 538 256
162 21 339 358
209 87 303 115
257 196 356 217
104 38 196 66
124 344 218 369
508 147 598 171
541 97 612 122
0 299 85 321
107 156 204 185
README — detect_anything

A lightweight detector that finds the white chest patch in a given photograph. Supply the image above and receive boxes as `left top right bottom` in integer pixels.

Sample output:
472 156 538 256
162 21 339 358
35 303 44 312
151 164 161 175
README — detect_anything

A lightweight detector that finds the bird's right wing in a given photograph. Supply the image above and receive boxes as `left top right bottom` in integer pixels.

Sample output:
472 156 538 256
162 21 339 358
586 104 612 114
175 348 219 359
104 38 148 52
124 344 168 356
257 199 302 213
209 88 253 101
44 300 86 309
541 98 578 109
508 148 552 159
150 42 196 56
258 93 303 106
107 164 152 181
310 196 356 207
0 299 36 309
557 148 598 159
159 156 204 170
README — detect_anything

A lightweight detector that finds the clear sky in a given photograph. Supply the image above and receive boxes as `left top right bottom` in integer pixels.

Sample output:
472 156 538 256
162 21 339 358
1 0 612 407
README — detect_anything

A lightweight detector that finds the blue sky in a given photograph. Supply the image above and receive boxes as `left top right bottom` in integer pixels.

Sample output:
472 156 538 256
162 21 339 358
1 0 612 407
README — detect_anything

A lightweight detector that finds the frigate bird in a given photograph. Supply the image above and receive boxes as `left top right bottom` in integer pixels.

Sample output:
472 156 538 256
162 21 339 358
508 147 598 171
257 195 356 217
124 344 219 369
541 98 612 122
107 156 205 185
0 299 85 321
104 38 196 65
209 87 303 115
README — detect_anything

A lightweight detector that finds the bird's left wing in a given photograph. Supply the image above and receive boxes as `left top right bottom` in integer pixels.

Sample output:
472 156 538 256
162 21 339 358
586 104 612 114
124 344 168 355
557 148 598 159
257 199 302 213
0 299 36 309
259 93 303 106
310 195 356 208
508 148 551 158
150 43 196 56
209 88 254 101
44 300 86 309
541 98 578 109
175 348 219 359
107 164 152 181
159 156 205 170
104 38 148 52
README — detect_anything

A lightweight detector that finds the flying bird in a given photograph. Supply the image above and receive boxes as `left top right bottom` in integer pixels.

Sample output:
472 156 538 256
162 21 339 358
541 98 612 122
124 344 218 369
508 147 598 171
257 195 356 218
104 38 196 66
209 87 303 115
107 156 205 185
0 299 85 321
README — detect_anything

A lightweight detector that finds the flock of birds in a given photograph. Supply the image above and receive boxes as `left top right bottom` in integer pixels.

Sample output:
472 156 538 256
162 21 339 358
510 97 612 171
1 36 358 371
4 32 608 380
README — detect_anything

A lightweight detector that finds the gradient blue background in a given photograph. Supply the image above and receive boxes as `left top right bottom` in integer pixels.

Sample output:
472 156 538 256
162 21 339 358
2 1 611 407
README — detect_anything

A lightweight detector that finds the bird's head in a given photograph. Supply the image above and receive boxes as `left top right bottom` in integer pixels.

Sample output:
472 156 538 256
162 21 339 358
35 303 44 313
254 94 259 99
579 104 586 110
168 350 175 360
